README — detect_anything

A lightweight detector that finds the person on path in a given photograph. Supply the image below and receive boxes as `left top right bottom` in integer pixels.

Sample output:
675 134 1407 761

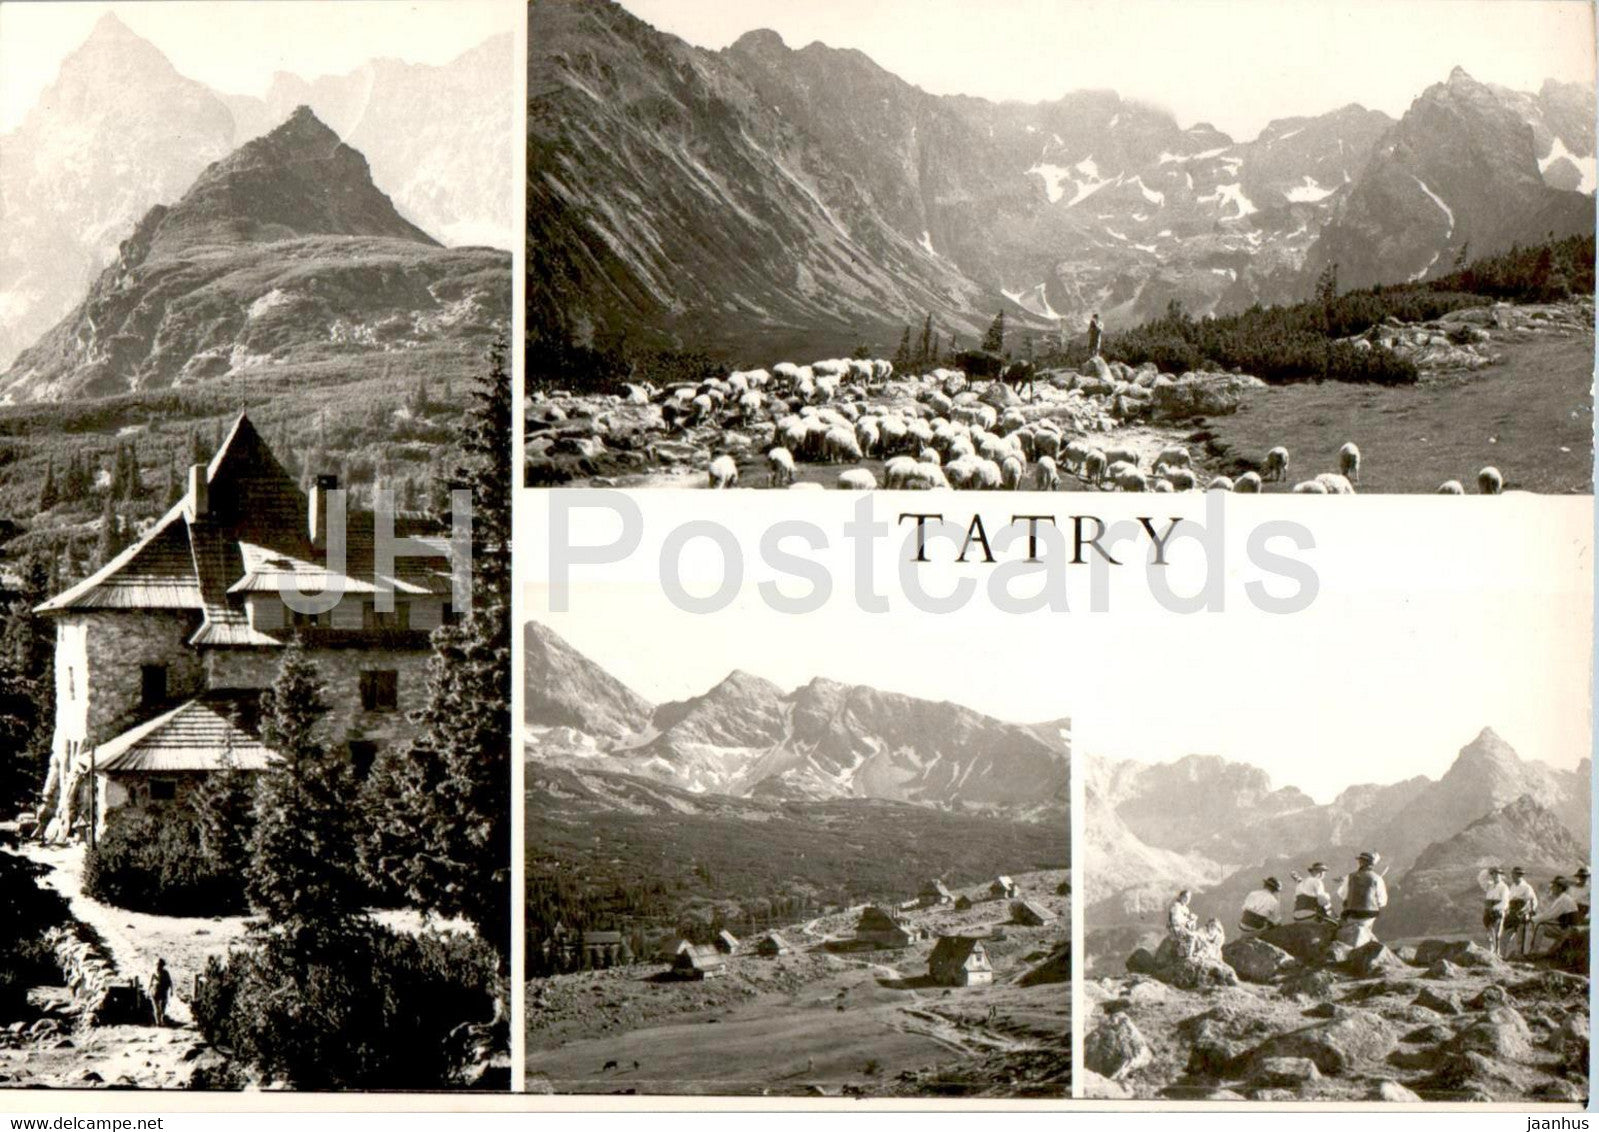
148 957 172 1028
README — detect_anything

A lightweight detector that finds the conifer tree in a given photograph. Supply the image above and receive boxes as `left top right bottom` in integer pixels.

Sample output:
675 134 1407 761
981 310 1006 355
891 326 912 373
916 314 934 370
36 460 58 513
359 339 510 967
94 495 123 567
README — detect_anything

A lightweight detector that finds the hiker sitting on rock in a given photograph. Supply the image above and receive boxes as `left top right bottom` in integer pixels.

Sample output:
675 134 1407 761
147 957 172 1029
1504 866 1539 957
1572 867 1590 922
1167 889 1199 956
1529 876 1583 954
1291 862 1336 923
1337 851 1388 927
1239 877 1283 934
1479 866 1510 954
1195 917 1226 962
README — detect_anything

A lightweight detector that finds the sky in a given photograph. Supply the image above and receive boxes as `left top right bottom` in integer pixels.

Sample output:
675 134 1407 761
619 0 1596 141
0 0 516 131
520 493 1592 804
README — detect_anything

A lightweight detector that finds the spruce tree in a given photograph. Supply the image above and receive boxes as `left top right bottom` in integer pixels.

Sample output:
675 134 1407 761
123 443 144 501
981 310 1006 355
163 460 184 508
36 461 58 513
192 739 255 900
359 338 510 967
916 314 933 370
94 495 122 567
891 326 912 373
248 644 363 930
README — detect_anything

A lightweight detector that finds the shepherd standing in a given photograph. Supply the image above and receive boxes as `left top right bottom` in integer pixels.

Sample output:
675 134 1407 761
1087 313 1103 358
148 957 172 1028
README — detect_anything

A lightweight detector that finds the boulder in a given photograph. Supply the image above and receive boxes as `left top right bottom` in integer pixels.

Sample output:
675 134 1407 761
1424 959 1464 981
1123 978 1170 1005
1547 928 1590 975
1426 1050 1520 1099
1156 956 1239 990
1150 371 1265 420
1447 1006 1533 1062
1280 969 1340 1001
1347 942 1407 978
1402 1023 1455 1045
1373 1079 1423 1102
1125 948 1159 975
1250 1056 1321 1088
1465 985 1513 1011
1531 1079 1586 1102
1413 939 1503 970
1244 1013 1398 1076
1334 919 1377 949
1223 938 1296 984
1258 922 1337 964
1413 987 1461 1016
1084 1013 1152 1080
1079 1068 1133 1100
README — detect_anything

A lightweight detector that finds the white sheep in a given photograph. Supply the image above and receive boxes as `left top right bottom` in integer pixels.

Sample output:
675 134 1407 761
1338 442 1361 484
1001 455 1025 490
1234 471 1263 493
1438 480 1465 495
1291 480 1327 494
1082 450 1108 486
708 455 739 489
1477 466 1503 495
882 456 918 489
998 409 1026 436
872 359 894 383
1104 445 1139 470
1112 466 1149 492
855 418 880 457
918 447 942 466
822 426 863 463
1207 476 1236 492
1151 479 1174 493
836 469 877 491
1152 446 1192 473
767 447 796 487
1314 473 1355 495
1034 455 1060 491
1165 468 1199 492
788 482 824 491
1062 440 1094 475
904 462 950 490
1263 446 1290 482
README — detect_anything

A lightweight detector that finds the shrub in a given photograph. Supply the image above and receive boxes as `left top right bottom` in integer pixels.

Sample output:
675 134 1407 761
83 808 246 916
0 840 70 1014
192 924 501 1090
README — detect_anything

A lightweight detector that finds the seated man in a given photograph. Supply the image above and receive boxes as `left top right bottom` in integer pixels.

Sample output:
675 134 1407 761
1338 851 1388 927
1194 917 1226 963
1573 866 1591 922
1239 877 1283 934
1292 862 1336 923
1529 876 1582 954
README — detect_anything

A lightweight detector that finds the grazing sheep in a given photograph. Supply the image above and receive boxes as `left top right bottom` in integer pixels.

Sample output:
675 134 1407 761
1314 473 1355 495
855 418 880 457
918 447 942 466
1338 442 1361 484
1152 446 1192 473
999 409 1026 436
788 482 825 491
872 359 894 383
691 394 715 424
1034 455 1060 491
738 391 764 422
1165 468 1198 492
1104 445 1139 470
1207 476 1235 492
945 454 1003 490
882 456 918 489
1112 466 1149 492
903 462 950 490
1082 450 1109 486
1001 455 1025 490
767 447 796 487
1263 446 1290 482
1033 430 1062 460
822 426 863 464
1291 480 1327 494
1151 479 1174 493
879 417 911 455
1477 466 1504 495
1062 440 1094 475
1438 480 1466 495
837 469 877 491
708 455 739 489
1234 471 1263 493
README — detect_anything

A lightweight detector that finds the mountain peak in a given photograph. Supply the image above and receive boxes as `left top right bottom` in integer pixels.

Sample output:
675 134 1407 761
729 28 788 54
1448 64 1475 84
1452 726 1521 771
89 11 138 40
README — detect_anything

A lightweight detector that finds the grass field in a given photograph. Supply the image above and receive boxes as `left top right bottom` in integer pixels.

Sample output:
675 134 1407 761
1201 325 1595 494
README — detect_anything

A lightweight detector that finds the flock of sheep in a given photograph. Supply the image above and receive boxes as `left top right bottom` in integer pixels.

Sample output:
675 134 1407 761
687 359 1508 496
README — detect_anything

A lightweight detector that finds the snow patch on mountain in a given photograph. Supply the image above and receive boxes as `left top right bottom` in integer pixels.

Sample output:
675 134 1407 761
1539 134 1597 194
1410 176 1456 235
1284 175 1337 203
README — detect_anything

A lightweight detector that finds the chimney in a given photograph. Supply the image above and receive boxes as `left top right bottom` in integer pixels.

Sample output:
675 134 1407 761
309 474 338 548
188 464 209 519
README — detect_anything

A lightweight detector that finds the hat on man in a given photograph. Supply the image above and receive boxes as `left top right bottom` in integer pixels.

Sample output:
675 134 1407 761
1308 862 1327 874
1357 851 1379 866
1512 866 1526 878
1264 877 1282 893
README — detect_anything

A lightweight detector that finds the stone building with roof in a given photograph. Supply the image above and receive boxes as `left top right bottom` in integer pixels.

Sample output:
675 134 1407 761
33 415 459 841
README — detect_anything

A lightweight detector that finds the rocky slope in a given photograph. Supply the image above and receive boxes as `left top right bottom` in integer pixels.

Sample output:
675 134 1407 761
0 108 509 402
523 621 655 741
1305 68 1595 291
527 0 1593 357
522 621 1068 817
1084 930 1589 1102
0 13 512 372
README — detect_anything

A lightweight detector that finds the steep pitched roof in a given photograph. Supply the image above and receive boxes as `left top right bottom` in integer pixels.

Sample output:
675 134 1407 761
37 414 454 642
93 691 277 774
929 936 990 974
